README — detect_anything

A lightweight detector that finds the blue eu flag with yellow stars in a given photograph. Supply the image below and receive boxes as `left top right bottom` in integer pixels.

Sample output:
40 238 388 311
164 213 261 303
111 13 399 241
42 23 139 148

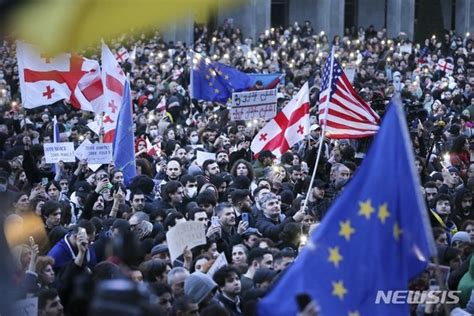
258 97 437 316
191 53 253 103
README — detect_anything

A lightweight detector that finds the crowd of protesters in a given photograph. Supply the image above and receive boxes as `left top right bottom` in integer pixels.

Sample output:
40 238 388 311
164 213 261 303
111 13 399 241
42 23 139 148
1 18 474 315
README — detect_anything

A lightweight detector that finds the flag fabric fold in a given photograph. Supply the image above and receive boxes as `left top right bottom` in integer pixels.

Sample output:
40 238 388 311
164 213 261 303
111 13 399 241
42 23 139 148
112 79 136 187
318 50 380 139
101 42 127 143
251 82 310 158
191 54 253 102
258 97 436 316
16 42 103 111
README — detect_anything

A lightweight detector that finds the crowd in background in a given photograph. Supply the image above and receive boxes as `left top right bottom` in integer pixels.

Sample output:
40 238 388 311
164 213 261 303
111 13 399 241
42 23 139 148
1 19 474 315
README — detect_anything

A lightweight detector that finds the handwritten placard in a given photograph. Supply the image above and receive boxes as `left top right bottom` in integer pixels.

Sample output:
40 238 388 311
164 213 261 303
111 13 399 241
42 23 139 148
207 252 228 277
230 89 277 121
196 151 216 167
43 142 76 163
75 139 113 165
166 221 206 262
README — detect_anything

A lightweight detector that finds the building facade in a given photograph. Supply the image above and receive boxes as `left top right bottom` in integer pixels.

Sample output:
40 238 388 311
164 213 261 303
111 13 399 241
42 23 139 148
164 0 474 44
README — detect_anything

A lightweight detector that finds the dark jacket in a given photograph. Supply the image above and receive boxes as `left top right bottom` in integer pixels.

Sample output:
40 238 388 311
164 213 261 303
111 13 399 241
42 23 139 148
216 292 242 316
255 213 294 242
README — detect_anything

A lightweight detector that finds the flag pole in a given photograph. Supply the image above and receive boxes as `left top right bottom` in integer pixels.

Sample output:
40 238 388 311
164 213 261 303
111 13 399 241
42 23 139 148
302 46 335 212
189 49 195 100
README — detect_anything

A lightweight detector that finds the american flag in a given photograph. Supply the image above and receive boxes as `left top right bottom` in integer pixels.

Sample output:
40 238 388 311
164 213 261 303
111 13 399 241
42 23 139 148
318 51 380 139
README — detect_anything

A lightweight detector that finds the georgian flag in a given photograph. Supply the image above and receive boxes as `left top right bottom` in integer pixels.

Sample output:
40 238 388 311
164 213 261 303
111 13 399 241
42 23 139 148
101 42 127 143
251 82 310 158
436 59 454 75
17 42 103 111
115 47 130 63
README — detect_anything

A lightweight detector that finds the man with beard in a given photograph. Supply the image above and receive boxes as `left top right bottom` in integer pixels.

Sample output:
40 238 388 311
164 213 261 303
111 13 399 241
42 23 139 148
216 150 230 172
452 188 474 227
423 181 439 209
230 189 254 226
155 181 185 214
156 158 183 193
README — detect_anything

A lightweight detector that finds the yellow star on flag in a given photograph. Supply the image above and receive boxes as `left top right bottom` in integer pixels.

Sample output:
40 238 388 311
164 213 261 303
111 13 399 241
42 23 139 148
208 81 213 87
328 247 343 267
348 311 360 316
214 88 220 93
224 75 230 80
393 222 403 241
358 199 374 219
378 203 390 224
339 220 355 241
332 280 347 300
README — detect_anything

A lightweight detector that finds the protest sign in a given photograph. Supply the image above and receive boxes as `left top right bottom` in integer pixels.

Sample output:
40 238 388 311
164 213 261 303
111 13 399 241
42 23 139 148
43 142 75 163
166 221 206 262
196 150 216 167
230 89 277 121
75 139 113 165
207 252 228 277
11 297 38 316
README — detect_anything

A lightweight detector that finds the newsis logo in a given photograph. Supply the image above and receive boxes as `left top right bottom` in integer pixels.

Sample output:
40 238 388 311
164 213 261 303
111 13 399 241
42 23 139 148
375 290 461 305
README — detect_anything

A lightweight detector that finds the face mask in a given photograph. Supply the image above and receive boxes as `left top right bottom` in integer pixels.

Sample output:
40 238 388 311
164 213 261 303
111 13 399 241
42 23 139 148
149 130 159 137
190 135 199 144
185 187 197 198
0 181 7 192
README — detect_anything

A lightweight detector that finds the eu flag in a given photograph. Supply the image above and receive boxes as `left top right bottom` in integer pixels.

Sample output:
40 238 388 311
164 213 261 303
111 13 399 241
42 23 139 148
258 97 436 315
191 54 253 103
112 79 136 186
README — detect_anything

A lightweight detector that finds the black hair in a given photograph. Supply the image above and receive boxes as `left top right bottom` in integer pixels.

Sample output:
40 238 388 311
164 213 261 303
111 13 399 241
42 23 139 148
213 265 240 288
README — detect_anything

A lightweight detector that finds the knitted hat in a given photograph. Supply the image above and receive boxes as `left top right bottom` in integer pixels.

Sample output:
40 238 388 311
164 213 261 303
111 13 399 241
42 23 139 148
452 231 470 243
184 271 217 304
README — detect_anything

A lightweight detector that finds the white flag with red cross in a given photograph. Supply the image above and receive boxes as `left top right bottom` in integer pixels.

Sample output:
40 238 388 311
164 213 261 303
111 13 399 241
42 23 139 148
16 42 103 111
115 47 130 63
101 42 127 143
251 82 310 158
436 59 454 75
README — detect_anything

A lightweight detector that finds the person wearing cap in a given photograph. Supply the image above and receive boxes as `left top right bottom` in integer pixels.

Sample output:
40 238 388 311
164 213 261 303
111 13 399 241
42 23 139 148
305 179 330 221
151 244 171 265
255 192 305 243
253 267 277 291
184 271 218 311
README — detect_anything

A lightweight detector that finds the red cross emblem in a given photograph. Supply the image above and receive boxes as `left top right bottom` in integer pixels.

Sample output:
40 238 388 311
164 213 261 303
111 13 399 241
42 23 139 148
297 125 304 134
108 100 118 113
115 50 128 63
24 55 87 108
259 103 309 155
42 86 55 99
259 133 268 142
103 115 115 124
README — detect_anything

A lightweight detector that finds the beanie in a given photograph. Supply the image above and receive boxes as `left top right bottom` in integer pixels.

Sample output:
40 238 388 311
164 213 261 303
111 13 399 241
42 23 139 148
184 271 217 304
